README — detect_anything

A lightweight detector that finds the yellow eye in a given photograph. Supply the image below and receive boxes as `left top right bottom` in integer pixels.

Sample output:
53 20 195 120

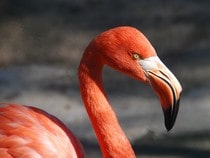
132 53 140 60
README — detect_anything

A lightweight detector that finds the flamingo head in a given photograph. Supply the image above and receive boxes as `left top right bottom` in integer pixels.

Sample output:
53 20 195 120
91 26 182 131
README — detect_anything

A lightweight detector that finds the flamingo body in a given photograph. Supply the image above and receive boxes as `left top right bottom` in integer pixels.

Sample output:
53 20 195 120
0 104 84 158
0 26 182 158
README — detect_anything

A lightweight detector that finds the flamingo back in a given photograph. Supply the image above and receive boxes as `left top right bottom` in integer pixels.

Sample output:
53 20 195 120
0 103 84 158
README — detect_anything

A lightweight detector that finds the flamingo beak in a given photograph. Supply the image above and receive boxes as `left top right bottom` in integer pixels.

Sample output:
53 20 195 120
139 56 182 131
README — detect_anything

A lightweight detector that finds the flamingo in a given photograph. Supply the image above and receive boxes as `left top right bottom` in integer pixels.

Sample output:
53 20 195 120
0 26 182 158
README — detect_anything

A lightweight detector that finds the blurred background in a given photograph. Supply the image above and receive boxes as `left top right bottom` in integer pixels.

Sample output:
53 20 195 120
0 0 210 157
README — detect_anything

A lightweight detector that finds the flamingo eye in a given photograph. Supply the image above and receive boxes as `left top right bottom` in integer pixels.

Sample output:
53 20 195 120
132 53 140 60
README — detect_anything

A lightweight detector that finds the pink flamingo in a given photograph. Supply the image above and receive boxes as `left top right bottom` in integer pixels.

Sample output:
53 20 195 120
0 26 182 158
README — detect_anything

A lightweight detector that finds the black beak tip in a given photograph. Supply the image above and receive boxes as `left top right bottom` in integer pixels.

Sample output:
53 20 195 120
165 121 174 131
164 111 175 131
163 98 180 131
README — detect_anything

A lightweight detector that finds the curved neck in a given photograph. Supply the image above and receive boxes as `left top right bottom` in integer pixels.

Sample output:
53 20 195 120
78 51 135 158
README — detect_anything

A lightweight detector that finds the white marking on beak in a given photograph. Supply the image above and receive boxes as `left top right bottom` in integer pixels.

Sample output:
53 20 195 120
139 56 162 71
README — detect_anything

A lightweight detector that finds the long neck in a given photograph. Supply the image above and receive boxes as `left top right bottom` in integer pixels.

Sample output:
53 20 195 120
78 51 135 158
